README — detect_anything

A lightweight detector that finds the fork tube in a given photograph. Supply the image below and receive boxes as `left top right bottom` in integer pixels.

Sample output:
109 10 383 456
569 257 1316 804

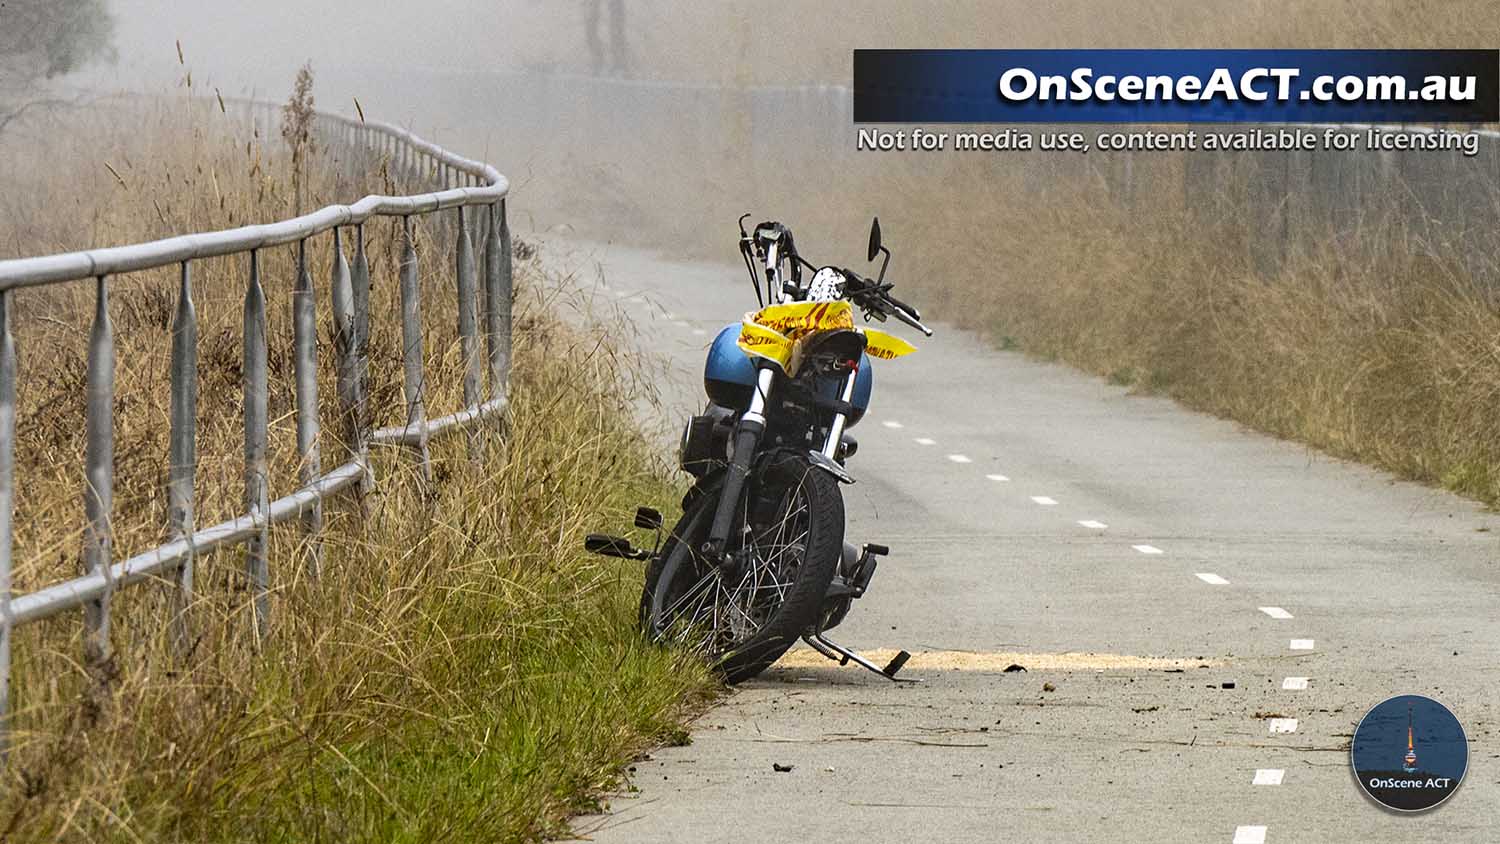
764 242 781 303
821 367 859 460
706 366 776 558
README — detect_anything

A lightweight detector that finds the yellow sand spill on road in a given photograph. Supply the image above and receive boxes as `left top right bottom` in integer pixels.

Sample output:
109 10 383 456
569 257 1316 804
775 648 1222 672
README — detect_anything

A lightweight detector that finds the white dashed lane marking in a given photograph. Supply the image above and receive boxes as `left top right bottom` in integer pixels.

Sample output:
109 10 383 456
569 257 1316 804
986 474 1010 482
947 454 972 464
1132 544 1164 555
1077 520 1107 529
1252 769 1284 786
672 320 690 329
692 328 707 336
1258 606 1293 620
914 437 936 446
1195 573 1229 585
1267 718 1298 734
1289 639 1315 650
1233 825 1268 844
1282 677 1310 690
882 420 904 429
1030 496 1057 506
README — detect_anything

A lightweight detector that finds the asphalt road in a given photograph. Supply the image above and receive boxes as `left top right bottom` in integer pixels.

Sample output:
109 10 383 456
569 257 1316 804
545 237 1499 844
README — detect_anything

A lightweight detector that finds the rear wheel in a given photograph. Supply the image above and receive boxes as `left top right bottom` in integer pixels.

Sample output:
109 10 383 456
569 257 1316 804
642 455 844 683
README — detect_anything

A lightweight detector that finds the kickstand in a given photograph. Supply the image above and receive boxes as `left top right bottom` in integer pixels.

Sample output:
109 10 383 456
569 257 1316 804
803 632 920 683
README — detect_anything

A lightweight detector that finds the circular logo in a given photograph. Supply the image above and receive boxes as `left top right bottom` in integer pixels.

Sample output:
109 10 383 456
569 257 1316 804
1351 695 1467 812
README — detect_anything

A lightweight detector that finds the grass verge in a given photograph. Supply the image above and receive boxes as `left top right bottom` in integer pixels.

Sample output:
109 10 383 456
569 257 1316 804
0 90 714 842
909 176 1500 507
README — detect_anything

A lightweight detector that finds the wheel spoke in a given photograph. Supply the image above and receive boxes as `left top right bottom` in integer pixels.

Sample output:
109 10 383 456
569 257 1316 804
662 567 717 619
654 465 824 664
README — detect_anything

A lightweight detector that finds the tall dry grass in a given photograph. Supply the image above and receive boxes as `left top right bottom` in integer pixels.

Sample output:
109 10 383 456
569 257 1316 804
520 0 1500 508
0 89 711 841
889 156 1500 505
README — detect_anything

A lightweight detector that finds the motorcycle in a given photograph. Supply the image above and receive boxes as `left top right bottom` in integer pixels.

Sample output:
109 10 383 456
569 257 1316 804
585 216 932 683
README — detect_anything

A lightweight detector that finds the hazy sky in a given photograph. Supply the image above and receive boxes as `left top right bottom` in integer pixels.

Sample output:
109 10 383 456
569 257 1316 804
95 1 1492 99
106 0 529 95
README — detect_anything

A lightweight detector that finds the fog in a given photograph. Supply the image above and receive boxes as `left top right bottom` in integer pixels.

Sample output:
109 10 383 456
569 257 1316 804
78 1 1197 244
35 2 1498 258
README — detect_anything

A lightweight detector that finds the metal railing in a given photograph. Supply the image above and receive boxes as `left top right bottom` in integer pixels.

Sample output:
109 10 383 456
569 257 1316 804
0 98 514 750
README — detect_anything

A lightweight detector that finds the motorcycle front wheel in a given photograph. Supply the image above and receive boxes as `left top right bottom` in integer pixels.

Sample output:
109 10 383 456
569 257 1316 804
641 454 844 684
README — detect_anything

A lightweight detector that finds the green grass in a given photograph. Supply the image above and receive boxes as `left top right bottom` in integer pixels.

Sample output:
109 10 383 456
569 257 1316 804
0 95 717 843
232 570 707 843
2 301 718 842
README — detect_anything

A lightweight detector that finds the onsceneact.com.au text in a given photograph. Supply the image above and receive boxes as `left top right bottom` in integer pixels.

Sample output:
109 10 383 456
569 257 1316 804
997 67 1479 105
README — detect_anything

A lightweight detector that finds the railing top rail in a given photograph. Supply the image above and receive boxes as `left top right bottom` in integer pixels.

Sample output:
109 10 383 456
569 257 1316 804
0 99 508 292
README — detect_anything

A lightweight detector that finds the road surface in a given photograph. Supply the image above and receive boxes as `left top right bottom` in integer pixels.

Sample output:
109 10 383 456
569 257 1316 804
544 237 1498 844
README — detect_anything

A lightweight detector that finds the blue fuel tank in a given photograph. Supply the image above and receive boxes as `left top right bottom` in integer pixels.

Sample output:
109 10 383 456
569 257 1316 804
704 323 872 425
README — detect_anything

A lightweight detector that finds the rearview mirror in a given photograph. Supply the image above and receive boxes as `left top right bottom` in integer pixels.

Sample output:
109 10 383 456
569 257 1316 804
867 218 882 262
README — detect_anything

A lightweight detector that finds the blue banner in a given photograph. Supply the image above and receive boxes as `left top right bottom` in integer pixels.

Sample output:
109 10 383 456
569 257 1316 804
853 50 1499 123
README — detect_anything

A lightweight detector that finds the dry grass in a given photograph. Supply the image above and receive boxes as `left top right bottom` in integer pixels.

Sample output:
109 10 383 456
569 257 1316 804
898 164 1500 505
0 90 713 841
530 0 1500 508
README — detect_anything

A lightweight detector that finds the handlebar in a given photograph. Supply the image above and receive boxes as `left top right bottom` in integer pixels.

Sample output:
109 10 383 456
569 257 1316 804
736 216 933 337
839 268 933 337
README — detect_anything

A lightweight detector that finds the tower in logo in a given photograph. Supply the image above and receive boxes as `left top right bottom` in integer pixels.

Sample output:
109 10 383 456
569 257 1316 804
1402 703 1418 773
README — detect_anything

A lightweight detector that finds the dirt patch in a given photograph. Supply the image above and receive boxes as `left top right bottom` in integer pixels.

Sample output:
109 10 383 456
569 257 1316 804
776 648 1221 673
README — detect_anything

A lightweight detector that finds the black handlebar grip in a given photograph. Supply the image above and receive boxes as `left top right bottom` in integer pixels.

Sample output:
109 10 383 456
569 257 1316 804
886 293 921 320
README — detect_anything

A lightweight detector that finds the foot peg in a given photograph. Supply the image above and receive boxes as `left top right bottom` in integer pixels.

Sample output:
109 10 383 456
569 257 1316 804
802 632 919 682
584 534 651 560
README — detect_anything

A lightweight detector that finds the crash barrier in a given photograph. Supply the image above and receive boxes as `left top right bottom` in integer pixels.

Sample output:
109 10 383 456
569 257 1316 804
0 97 513 752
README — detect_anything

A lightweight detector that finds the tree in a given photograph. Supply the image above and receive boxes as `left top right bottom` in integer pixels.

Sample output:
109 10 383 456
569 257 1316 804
0 0 116 88
0 1 115 136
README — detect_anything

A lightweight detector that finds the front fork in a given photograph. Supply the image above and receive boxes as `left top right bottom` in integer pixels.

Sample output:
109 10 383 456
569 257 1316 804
704 366 776 561
821 366 858 460
703 364 859 562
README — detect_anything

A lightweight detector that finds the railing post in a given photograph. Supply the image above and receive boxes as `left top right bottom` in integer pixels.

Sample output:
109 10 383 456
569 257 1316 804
350 224 374 496
399 217 433 480
168 262 197 655
455 206 481 457
243 251 270 640
292 240 322 578
82 275 114 677
469 177 484 246
330 228 366 488
0 289 15 756
483 200 512 406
